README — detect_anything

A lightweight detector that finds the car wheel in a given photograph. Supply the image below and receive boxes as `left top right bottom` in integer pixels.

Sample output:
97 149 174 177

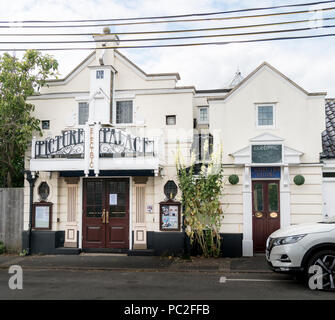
306 250 335 291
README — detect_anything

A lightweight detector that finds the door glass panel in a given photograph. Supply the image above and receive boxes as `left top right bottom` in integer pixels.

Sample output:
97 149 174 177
108 180 127 218
268 183 279 212
85 180 103 217
253 183 263 211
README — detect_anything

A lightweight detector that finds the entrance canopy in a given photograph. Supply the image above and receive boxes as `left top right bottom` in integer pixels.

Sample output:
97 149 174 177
229 133 303 165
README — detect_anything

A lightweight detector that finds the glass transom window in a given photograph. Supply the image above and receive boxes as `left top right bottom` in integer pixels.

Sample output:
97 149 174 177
257 105 273 126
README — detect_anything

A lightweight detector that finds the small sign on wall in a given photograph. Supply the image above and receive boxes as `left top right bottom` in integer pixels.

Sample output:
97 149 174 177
251 167 281 179
252 144 282 163
146 205 153 213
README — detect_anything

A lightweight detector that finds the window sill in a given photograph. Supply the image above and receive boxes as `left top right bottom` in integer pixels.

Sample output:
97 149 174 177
256 125 276 130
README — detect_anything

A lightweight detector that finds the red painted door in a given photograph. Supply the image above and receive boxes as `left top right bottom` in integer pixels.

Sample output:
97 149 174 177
105 179 129 249
82 179 106 248
252 180 280 252
82 178 129 249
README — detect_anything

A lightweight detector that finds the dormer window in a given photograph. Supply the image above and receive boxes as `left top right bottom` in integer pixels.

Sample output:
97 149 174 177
96 70 104 79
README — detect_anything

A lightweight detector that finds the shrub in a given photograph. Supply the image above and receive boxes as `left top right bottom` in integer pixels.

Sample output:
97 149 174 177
294 175 305 186
0 241 6 254
228 174 239 185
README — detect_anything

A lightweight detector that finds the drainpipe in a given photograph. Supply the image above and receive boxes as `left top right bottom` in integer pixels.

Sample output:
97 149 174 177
24 170 38 255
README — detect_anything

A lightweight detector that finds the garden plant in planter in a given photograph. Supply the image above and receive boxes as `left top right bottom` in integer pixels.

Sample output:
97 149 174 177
176 142 224 257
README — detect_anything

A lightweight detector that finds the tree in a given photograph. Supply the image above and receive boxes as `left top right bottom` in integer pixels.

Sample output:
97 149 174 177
176 141 224 257
0 50 58 187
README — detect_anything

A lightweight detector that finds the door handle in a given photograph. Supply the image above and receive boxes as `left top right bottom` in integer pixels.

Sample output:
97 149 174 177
102 209 106 223
106 210 109 224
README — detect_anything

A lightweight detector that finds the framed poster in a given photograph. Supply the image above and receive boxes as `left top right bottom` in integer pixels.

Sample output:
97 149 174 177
159 200 181 231
32 202 52 230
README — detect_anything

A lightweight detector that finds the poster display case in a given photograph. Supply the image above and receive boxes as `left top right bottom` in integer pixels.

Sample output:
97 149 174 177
32 202 53 230
159 199 181 231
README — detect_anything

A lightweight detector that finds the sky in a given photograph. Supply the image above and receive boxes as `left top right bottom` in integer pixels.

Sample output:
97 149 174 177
1 0 335 96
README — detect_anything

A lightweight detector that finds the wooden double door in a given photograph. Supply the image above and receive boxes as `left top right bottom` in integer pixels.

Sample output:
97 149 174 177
82 178 129 249
252 180 280 252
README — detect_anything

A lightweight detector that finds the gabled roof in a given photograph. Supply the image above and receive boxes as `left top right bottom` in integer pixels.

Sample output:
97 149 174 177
321 99 335 159
46 51 95 85
208 61 327 101
114 50 180 80
45 49 180 85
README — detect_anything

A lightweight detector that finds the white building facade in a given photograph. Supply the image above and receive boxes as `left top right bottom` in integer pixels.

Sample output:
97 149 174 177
23 33 329 257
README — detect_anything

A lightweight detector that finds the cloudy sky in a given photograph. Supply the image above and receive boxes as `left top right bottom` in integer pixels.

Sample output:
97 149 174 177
1 0 335 96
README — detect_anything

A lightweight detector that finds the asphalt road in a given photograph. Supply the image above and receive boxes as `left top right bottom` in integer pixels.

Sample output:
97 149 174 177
0 268 334 300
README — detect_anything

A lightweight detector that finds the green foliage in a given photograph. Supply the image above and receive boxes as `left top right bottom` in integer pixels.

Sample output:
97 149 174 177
0 50 58 187
19 249 28 256
0 241 6 254
293 174 305 186
176 145 224 258
228 174 239 185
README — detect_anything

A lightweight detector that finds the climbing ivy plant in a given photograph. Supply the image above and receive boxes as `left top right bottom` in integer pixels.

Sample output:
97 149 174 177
176 142 224 257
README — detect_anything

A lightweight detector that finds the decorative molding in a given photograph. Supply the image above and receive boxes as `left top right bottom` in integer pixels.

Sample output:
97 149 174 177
64 177 80 184
133 176 148 184
249 132 284 143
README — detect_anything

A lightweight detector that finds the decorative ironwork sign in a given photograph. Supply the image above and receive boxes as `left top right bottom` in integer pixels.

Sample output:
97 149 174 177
252 144 282 163
251 167 281 179
35 129 84 158
99 127 154 157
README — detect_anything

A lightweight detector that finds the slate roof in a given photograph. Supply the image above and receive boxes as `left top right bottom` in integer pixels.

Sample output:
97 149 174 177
321 99 335 158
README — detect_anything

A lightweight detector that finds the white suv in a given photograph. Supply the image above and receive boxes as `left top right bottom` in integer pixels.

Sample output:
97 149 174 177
266 217 335 290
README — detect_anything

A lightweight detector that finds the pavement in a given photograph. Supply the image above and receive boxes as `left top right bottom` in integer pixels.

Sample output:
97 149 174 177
0 253 271 273
1 253 334 300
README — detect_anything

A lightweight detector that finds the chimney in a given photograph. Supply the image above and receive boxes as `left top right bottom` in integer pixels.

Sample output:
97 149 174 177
93 27 119 65
93 27 120 49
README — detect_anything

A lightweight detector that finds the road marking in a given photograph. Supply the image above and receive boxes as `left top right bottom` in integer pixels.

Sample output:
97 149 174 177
219 276 293 283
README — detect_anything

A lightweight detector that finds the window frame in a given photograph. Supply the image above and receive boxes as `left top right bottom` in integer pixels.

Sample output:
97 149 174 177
166 115 176 126
78 101 89 126
255 103 276 129
198 106 209 125
96 70 104 79
115 100 134 125
41 120 50 130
